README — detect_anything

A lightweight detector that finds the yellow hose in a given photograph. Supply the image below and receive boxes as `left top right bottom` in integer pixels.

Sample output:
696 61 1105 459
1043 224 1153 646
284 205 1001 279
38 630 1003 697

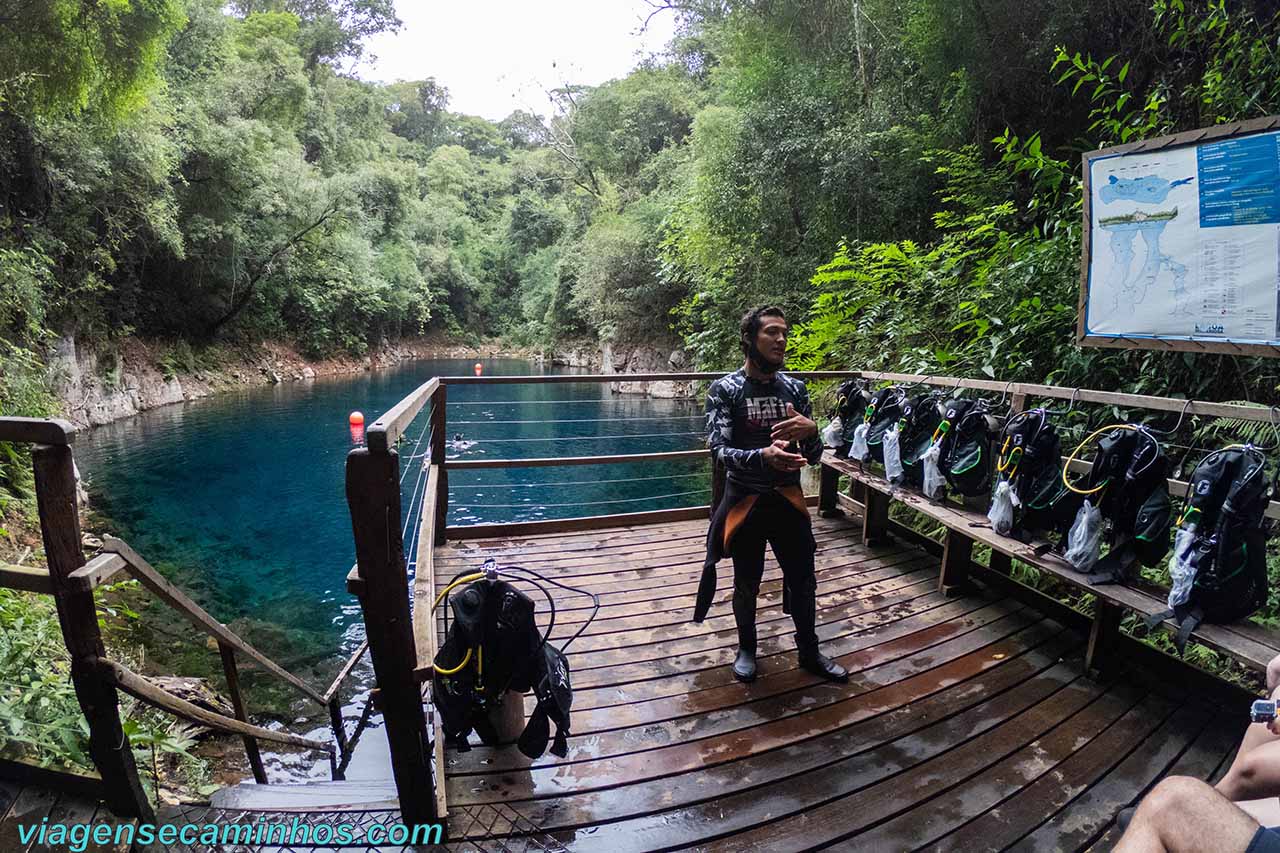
434 572 484 611
433 647 472 675
1061 424 1138 495
429 572 485 676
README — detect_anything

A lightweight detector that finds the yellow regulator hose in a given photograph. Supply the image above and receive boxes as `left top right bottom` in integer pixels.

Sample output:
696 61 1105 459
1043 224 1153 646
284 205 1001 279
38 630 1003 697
1061 424 1138 496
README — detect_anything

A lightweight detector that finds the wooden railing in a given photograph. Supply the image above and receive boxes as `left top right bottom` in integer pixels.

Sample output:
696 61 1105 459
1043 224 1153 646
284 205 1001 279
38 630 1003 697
0 418 352 822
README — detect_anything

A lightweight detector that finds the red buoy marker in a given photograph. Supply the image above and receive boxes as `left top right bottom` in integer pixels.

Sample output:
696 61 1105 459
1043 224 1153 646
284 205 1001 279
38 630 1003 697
474 362 483 376
349 411 365 445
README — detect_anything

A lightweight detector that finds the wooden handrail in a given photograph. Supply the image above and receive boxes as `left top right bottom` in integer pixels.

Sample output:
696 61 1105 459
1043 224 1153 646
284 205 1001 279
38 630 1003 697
67 553 126 592
446 449 710 470
438 371 862 384
849 371 1280 424
323 640 369 705
367 377 439 453
0 416 75 445
101 537 329 706
0 563 54 594
94 657 331 752
413 465 440 680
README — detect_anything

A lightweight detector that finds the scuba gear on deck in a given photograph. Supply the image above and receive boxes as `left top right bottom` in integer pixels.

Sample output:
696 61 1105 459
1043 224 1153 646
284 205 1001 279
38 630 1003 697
936 398 999 499
1144 445 1274 654
899 392 945 488
863 386 906 465
990 408 1069 540
834 379 871 459
432 562 597 759
1059 425 1173 584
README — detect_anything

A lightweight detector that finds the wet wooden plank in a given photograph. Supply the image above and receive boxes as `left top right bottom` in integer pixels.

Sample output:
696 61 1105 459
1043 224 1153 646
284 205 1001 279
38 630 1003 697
1010 704 1232 852
879 690 1173 851
454 596 1028 757
499 633 1086 843
693 672 1121 851
567 593 998 711
0 786 58 853
449 614 1062 805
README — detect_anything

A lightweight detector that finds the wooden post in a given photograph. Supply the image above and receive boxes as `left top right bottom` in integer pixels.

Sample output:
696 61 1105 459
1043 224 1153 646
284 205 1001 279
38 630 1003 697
817 463 841 518
345 447 437 827
862 488 892 546
218 642 267 785
32 444 154 822
1086 600 1125 676
938 528 975 596
989 550 1013 576
429 384 448 544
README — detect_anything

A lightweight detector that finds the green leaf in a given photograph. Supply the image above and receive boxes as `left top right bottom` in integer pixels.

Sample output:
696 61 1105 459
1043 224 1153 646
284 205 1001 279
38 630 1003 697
1118 61 1131 83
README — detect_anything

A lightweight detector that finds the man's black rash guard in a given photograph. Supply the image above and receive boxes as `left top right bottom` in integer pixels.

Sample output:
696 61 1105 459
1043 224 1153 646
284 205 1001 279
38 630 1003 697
705 368 823 492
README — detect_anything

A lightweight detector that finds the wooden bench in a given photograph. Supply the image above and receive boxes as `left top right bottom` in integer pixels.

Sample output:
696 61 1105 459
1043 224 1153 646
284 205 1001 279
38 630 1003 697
819 449 1280 680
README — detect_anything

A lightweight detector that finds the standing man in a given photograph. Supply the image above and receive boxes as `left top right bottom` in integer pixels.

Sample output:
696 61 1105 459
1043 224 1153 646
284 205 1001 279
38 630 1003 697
698 305 848 684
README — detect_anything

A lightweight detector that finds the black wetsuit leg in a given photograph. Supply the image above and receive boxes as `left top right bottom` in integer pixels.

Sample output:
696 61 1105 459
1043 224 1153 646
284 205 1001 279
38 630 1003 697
730 492 819 655
767 501 819 656
729 512 768 654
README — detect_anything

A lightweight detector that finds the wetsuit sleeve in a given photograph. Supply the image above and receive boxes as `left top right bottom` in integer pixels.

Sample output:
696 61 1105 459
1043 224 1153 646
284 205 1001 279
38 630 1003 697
706 379 763 473
794 382 823 465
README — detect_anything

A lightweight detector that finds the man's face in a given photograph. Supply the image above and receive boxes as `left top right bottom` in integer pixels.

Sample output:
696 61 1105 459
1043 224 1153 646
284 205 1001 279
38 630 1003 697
755 315 788 366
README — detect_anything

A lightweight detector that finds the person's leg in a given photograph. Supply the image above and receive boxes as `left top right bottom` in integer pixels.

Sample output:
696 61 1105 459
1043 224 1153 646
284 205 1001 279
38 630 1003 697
729 519 767 682
1218 730 1280 803
768 506 847 682
1116 776 1260 853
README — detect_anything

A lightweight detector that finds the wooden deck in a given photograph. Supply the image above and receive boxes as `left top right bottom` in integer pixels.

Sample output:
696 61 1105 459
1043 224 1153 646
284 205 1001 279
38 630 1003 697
0 777 132 853
434 512 1248 852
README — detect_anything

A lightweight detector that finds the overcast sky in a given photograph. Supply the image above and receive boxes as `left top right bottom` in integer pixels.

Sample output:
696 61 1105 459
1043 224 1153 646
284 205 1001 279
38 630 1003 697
357 1 678 121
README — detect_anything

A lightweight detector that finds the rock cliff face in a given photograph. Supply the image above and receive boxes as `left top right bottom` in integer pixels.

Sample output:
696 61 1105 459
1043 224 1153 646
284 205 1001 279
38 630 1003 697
548 339 696 399
50 336 216 429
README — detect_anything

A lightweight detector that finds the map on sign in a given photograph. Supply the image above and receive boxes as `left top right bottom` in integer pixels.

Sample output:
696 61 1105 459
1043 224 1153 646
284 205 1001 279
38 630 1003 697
1084 127 1280 349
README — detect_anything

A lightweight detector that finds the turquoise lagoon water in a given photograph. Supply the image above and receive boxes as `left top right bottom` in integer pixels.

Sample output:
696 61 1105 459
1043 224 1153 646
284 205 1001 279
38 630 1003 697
74 359 707 709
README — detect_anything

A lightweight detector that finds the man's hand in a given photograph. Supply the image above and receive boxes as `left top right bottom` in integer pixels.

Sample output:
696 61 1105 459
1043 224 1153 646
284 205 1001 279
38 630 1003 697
762 439 806 472
771 403 818 443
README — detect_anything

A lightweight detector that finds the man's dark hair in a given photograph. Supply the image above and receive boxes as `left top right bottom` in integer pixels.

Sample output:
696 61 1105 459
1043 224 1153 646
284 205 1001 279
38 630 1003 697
739 306 787 356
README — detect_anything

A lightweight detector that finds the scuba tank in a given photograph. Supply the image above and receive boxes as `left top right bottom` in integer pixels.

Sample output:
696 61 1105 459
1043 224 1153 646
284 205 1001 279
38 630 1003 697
990 408 1068 540
1145 445 1273 654
936 398 999 499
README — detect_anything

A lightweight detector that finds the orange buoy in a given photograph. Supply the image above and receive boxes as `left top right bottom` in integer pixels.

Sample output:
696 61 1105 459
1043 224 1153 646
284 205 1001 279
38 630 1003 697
349 411 365 445
474 362 483 376
349 411 365 426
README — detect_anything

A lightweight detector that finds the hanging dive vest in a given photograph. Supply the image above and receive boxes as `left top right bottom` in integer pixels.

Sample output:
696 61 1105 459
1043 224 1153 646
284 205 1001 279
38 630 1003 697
432 576 573 759
834 379 871 459
1144 445 1273 654
898 391 944 488
863 386 906 464
1061 426 1173 584
992 408 1069 540
937 398 998 498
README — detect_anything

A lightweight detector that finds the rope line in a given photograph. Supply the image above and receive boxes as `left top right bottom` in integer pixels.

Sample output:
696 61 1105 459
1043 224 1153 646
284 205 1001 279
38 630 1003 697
466 431 704 444
449 415 705 424
447 399 703 406
449 471 707 489
454 488 711 509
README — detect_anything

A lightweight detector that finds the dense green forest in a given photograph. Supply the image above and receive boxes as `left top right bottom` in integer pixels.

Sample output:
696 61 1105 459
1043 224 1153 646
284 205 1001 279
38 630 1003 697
5 0 1280 408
